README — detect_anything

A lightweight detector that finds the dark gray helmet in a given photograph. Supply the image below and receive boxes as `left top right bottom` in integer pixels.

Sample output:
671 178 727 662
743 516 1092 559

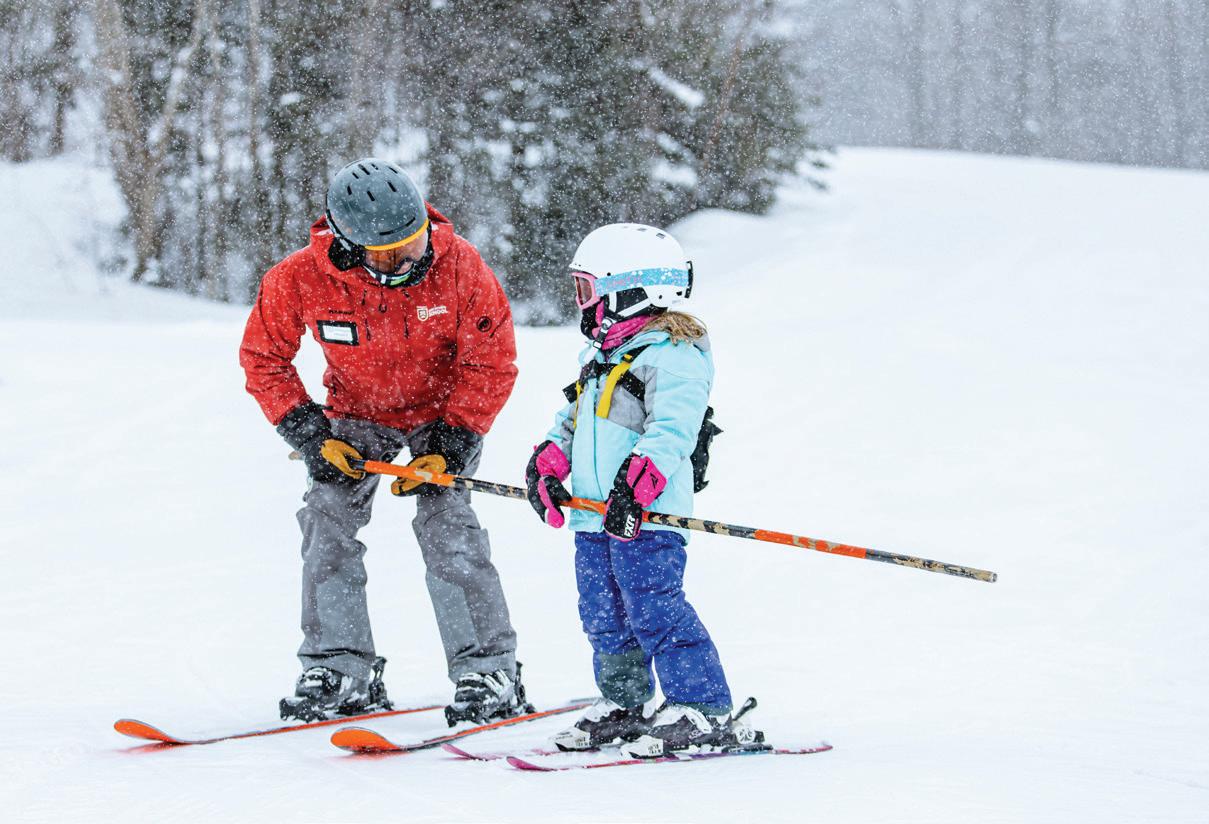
325 158 428 249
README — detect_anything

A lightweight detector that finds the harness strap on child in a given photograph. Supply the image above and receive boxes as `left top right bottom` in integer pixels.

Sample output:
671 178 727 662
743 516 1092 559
561 345 651 418
559 343 721 493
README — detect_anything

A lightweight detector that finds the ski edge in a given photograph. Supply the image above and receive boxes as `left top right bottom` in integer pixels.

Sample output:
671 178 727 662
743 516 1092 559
440 742 493 760
441 743 566 761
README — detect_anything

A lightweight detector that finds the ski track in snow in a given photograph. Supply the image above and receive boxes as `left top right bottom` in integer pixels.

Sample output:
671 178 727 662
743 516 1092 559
1 148 1207 822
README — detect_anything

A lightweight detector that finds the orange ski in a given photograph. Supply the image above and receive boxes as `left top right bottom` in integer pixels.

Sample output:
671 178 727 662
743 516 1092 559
113 703 443 746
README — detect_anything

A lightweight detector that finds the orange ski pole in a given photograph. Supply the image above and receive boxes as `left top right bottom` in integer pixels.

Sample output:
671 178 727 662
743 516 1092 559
338 458 997 584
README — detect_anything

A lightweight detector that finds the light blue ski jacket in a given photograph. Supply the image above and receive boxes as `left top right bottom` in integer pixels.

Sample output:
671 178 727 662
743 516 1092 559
544 329 714 541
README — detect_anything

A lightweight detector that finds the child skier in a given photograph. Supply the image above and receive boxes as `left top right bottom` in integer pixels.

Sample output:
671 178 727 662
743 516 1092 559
525 223 760 757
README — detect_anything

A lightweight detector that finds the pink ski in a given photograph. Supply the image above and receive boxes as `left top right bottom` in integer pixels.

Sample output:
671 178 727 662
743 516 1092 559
506 743 833 771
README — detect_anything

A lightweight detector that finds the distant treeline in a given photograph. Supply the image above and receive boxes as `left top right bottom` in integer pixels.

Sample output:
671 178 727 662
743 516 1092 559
0 0 817 320
788 0 1209 169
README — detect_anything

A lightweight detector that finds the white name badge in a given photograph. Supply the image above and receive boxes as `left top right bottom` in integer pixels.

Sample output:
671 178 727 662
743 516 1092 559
317 320 358 345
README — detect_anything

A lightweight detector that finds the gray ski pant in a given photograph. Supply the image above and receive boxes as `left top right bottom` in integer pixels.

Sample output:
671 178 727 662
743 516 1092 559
296 417 517 683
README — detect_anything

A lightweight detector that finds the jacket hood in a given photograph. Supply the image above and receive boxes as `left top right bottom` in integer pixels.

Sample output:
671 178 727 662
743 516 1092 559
623 328 711 355
307 203 456 287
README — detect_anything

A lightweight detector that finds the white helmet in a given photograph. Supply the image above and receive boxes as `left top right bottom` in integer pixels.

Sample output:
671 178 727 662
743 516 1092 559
569 223 693 321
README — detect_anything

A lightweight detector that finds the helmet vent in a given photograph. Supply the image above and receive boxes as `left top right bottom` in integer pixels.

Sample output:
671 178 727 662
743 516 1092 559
387 181 398 192
345 185 352 195
358 163 370 175
366 190 376 202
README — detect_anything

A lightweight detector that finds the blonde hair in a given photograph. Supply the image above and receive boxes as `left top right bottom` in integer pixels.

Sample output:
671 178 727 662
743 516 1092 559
641 310 707 343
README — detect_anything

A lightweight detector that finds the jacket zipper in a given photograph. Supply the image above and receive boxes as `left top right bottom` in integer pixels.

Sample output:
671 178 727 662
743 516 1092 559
360 289 372 341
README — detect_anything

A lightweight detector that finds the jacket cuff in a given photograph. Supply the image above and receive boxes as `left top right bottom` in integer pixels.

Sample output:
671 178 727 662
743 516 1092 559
427 420 481 464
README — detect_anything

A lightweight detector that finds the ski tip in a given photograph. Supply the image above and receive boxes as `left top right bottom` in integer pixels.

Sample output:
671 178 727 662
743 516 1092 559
772 742 834 754
113 719 182 744
440 743 477 759
330 726 401 754
506 755 552 771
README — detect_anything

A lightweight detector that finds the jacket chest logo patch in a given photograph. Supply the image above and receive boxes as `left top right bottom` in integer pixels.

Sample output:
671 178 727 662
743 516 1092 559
417 305 448 322
317 320 358 345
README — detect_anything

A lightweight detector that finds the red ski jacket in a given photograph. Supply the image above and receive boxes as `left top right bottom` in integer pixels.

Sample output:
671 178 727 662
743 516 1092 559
239 206 518 435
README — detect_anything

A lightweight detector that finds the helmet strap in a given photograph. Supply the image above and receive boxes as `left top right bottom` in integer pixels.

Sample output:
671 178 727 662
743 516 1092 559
589 315 615 350
325 213 365 271
581 303 613 347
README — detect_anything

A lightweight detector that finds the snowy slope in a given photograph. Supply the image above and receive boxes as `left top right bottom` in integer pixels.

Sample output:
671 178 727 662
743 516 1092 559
1 149 1206 822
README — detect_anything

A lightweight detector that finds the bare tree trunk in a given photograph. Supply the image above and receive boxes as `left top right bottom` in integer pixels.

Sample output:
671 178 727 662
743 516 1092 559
193 122 208 294
1125 1 1158 166
1010 0 1035 155
205 6 228 301
0 8 35 161
1041 0 1061 156
890 0 928 147
243 0 275 300
93 0 208 282
1162 0 1188 166
345 0 386 161
49 1 78 155
951 0 967 150
93 0 156 281
697 2 761 205
1202 0 1209 167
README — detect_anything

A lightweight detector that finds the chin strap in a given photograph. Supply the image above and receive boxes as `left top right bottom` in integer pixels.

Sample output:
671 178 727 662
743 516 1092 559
589 315 614 350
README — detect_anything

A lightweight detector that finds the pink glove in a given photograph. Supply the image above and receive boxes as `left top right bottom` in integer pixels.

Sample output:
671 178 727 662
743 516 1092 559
603 455 668 541
525 441 572 528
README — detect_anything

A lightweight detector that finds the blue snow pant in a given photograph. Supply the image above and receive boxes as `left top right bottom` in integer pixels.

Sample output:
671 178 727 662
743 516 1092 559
574 529 732 715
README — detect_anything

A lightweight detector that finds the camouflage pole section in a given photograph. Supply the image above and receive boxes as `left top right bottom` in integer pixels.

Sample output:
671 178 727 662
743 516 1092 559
289 453 996 583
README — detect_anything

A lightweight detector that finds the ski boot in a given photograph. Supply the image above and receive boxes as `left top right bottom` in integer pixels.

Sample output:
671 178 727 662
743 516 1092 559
619 696 767 758
444 661 535 726
551 697 657 751
279 656 393 722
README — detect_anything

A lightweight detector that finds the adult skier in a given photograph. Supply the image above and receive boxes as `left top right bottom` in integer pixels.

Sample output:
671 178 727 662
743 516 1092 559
240 158 526 724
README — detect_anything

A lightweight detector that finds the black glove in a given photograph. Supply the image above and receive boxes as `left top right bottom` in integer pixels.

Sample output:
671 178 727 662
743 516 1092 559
277 402 363 484
603 455 668 541
392 420 479 497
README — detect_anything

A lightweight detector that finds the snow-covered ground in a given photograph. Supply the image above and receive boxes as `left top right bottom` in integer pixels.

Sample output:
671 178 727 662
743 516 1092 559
1 149 1206 822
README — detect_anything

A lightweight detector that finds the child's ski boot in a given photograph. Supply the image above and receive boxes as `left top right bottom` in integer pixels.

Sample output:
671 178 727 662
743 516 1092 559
619 696 766 758
551 697 657 751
